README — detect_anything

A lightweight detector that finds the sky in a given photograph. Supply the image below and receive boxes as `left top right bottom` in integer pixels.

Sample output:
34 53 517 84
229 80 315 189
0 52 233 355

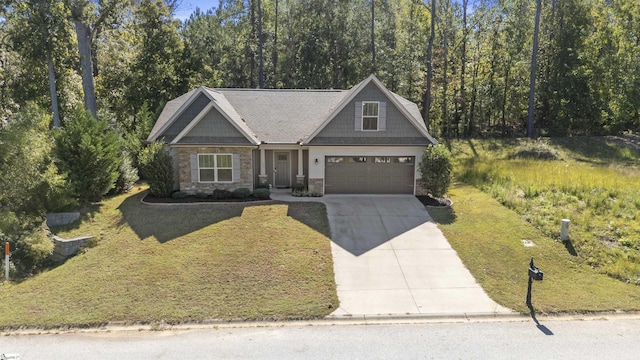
174 0 221 20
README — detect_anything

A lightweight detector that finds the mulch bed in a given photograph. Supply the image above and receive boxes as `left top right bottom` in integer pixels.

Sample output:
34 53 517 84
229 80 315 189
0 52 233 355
143 194 270 204
415 195 452 207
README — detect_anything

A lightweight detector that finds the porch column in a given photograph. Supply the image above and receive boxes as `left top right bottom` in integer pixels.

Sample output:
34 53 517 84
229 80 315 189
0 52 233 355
296 148 305 185
259 148 268 184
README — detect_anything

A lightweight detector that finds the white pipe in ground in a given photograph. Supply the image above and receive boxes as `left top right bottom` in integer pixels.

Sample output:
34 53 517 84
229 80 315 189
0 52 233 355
561 219 571 241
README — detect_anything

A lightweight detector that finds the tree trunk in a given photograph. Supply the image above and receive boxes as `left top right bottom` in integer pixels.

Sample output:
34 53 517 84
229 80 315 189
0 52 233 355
258 0 264 89
469 40 480 137
527 0 542 138
250 0 256 88
442 10 449 138
74 19 97 117
273 0 278 88
423 0 436 130
486 19 500 131
47 49 61 127
460 0 467 137
502 65 509 136
371 0 375 74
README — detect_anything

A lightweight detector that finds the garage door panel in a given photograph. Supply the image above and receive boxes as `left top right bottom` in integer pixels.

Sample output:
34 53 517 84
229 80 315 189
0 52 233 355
325 156 415 194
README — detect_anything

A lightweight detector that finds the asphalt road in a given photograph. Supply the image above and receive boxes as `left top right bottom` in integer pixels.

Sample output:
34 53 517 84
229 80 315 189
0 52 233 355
1 318 639 359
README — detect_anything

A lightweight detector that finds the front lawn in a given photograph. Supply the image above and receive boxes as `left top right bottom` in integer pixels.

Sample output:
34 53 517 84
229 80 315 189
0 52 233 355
0 187 337 329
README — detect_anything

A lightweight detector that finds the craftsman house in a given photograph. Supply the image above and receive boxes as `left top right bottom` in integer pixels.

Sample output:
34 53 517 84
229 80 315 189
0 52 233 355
146 74 436 195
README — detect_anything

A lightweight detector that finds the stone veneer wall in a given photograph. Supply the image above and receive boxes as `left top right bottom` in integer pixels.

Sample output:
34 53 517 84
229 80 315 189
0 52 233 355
308 178 324 195
177 147 253 193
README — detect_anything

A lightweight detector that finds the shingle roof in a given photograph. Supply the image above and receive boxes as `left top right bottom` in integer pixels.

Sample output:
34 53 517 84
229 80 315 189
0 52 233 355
215 89 351 143
147 75 433 145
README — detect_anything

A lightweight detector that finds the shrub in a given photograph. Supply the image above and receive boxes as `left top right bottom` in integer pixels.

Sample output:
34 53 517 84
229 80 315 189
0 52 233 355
0 104 73 218
171 191 188 199
139 141 174 197
255 182 271 189
1 222 54 275
419 144 453 198
254 188 270 199
55 108 122 202
213 189 232 200
112 151 139 194
195 191 209 199
232 187 251 199
292 190 322 197
291 183 306 192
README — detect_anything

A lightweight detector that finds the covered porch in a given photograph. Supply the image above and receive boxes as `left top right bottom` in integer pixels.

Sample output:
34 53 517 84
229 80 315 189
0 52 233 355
253 145 309 189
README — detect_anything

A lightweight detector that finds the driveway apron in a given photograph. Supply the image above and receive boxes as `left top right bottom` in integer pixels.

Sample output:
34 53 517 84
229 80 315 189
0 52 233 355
324 195 512 317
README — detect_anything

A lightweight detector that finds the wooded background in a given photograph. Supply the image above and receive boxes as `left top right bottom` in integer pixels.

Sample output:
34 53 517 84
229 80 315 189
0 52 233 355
1 0 639 138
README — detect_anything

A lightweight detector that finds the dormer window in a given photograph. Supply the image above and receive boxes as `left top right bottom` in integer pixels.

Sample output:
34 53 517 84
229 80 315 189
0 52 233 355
362 102 379 131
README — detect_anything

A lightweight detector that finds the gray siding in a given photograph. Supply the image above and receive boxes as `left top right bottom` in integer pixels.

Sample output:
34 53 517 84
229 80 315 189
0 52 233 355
163 93 211 142
308 83 427 145
308 137 430 145
178 107 251 145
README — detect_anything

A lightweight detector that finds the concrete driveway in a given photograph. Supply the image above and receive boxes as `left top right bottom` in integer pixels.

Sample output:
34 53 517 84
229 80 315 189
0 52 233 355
323 195 512 318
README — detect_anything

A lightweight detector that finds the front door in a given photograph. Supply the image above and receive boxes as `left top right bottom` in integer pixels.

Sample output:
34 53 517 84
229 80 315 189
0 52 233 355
274 151 291 188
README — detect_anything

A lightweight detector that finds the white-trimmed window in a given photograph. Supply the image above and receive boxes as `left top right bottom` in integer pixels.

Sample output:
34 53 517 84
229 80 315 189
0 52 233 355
198 154 233 182
362 101 379 131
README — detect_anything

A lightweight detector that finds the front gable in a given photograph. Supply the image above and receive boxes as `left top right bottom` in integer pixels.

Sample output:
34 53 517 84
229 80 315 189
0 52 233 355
161 92 211 143
174 107 252 145
149 87 259 146
305 76 434 146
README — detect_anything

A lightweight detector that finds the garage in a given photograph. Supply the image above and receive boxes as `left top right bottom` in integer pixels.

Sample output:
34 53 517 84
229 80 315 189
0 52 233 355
324 156 415 194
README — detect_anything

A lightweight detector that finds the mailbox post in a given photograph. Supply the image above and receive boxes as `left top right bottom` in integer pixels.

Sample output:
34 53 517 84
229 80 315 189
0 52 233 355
526 257 543 309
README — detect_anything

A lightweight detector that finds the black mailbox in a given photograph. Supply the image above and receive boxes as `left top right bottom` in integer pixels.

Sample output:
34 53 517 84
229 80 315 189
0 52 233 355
528 266 543 281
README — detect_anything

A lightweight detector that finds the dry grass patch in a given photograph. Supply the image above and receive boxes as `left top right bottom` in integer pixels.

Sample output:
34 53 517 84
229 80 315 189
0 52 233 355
0 187 337 329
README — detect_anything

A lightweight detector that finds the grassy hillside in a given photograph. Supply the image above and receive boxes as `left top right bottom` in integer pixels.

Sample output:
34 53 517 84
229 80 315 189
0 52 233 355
448 137 640 284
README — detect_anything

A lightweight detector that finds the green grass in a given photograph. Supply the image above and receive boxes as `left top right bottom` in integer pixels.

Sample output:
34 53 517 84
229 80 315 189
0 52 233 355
429 183 640 314
450 138 640 284
0 187 338 329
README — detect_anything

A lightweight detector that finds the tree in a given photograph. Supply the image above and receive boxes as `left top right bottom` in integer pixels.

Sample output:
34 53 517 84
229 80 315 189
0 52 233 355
66 0 126 116
424 0 436 130
4 0 71 127
527 0 542 138
125 0 184 114
54 108 122 202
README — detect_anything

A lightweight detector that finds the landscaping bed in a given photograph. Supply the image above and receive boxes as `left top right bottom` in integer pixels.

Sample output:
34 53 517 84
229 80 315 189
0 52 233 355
143 193 269 203
415 195 452 207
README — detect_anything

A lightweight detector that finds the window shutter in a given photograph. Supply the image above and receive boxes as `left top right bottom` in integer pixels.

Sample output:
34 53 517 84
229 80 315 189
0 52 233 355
379 102 387 131
354 102 362 131
233 154 241 182
190 153 198 182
